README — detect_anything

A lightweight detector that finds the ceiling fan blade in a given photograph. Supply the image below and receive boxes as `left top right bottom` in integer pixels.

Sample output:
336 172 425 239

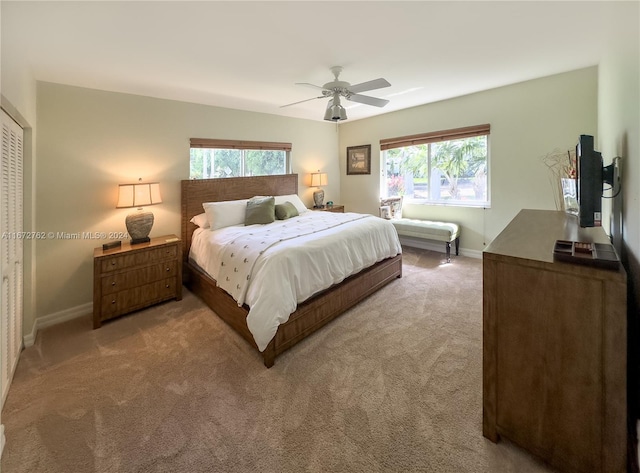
347 94 389 108
280 96 325 108
295 82 327 91
348 78 391 94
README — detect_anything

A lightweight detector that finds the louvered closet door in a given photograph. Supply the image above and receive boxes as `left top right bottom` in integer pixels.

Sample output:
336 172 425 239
1 109 23 407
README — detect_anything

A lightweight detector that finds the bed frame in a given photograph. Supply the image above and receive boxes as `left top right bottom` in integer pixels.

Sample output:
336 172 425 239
181 174 402 367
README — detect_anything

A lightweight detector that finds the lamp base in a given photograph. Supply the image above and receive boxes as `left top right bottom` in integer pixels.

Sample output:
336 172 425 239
125 210 154 245
313 189 325 208
130 236 151 245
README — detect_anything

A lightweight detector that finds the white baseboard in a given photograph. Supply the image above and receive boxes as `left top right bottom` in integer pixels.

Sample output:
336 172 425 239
398 236 482 259
23 302 92 347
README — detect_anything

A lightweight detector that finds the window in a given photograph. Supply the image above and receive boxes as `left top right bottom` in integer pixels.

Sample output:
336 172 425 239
380 124 490 207
189 138 291 179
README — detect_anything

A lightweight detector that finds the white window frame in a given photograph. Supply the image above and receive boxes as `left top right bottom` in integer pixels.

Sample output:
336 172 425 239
189 138 292 179
380 124 490 208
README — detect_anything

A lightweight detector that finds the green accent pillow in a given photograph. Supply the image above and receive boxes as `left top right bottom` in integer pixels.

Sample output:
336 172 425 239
275 201 299 220
245 196 275 225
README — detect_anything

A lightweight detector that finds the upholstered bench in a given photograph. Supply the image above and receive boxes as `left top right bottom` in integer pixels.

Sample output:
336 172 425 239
391 218 460 262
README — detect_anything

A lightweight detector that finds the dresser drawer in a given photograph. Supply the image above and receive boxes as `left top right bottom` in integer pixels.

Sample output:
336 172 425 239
101 261 177 294
100 277 179 319
100 245 178 273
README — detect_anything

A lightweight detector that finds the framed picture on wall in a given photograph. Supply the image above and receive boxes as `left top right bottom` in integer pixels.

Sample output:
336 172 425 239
346 144 371 175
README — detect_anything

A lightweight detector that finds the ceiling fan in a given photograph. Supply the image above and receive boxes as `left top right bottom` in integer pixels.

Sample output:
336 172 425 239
281 66 391 121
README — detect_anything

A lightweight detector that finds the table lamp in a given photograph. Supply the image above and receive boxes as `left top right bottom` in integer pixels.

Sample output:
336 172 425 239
116 179 162 244
309 171 328 208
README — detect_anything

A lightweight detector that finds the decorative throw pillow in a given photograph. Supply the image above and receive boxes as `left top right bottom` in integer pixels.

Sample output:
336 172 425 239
190 213 210 228
245 196 276 225
275 201 299 220
274 194 308 214
380 196 403 219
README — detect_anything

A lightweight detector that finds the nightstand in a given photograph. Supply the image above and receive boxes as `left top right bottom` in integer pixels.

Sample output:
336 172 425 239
93 235 182 328
312 205 344 213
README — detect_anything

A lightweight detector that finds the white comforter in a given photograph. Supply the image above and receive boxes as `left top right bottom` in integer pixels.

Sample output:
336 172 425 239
189 211 402 351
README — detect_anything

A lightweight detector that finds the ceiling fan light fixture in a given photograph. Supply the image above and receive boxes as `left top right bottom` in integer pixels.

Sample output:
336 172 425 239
324 96 348 122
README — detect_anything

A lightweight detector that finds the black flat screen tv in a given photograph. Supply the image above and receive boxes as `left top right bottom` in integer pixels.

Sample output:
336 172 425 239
575 134 616 227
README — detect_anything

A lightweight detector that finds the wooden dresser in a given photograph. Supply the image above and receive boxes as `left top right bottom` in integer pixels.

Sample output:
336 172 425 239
93 235 182 328
483 209 627 473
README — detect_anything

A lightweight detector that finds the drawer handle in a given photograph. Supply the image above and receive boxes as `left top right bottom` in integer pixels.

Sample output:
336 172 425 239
166 267 170 272
111 282 116 286
111 300 116 304
111 261 116 266
165 284 170 288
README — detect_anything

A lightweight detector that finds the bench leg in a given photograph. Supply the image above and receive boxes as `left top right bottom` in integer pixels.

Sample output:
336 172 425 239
455 237 459 256
445 242 451 263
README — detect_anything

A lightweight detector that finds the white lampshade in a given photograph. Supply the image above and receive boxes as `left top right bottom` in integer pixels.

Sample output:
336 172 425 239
116 181 162 209
310 172 328 188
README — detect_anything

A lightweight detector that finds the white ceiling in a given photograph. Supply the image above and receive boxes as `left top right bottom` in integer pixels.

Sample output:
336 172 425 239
2 1 633 122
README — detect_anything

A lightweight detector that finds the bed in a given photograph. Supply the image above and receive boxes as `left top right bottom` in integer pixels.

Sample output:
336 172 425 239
181 174 403 367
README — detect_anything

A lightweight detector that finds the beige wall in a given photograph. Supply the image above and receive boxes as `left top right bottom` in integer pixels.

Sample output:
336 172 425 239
338 67 598 254
599 3 640 271
35 82 338 319
597 1 640 411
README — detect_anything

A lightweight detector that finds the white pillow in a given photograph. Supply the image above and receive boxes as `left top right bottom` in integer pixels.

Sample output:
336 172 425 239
202 199 249 230
274 194 308 214
190 213 210 228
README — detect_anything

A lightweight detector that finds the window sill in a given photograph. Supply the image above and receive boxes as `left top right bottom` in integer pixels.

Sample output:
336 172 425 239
404 199 491 209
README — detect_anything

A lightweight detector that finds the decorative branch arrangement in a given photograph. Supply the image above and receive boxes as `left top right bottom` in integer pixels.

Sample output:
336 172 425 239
541 148 576 211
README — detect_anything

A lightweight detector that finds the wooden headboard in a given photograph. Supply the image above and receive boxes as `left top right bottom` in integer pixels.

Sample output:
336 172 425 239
180 174 299 261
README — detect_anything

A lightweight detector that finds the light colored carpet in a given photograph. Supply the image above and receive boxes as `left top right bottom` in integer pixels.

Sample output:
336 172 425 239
1 248 556 473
